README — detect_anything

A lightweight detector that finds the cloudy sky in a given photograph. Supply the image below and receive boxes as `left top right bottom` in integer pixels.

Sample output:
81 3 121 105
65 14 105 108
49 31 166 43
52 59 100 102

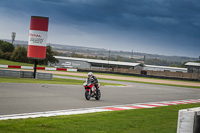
0 0 199 57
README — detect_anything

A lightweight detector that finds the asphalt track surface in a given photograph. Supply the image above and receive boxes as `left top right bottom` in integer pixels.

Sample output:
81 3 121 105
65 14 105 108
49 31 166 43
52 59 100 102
0 77 200 115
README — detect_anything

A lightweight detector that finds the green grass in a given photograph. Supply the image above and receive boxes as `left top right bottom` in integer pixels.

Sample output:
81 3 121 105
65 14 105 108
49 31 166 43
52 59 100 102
0 59 46 67
55 73 200 89
1 59 199 84
55 71 200 83
0 103 199 133
0 77 124 86
98 78 200 89
1 59 199 87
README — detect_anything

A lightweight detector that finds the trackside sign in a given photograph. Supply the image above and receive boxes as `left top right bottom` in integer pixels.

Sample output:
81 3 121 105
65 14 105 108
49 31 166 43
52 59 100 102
27 16 49 59
29 30 47 46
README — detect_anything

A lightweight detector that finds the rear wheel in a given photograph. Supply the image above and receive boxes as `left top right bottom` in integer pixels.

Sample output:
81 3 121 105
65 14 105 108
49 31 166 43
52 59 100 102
85 90 90 100
95 90 101 100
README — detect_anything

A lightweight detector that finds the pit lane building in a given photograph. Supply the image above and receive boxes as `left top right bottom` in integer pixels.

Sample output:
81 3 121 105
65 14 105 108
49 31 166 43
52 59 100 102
53 56 187 73
53 56 143 69
185 62 200 73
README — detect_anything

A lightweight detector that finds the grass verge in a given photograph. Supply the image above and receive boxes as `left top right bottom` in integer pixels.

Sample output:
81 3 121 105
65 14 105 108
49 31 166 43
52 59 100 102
56 71 200 83
55 74 200 89
0 59 46 67
0 103 199 133
99 78 200 89
0 77 124 86
1 59 199 88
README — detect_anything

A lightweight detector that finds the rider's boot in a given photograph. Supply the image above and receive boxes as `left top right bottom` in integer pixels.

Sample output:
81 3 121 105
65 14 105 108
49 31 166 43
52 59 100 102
96 88 99 95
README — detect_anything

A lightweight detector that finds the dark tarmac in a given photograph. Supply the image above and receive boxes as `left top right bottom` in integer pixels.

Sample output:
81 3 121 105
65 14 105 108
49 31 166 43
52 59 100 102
0 81 200 115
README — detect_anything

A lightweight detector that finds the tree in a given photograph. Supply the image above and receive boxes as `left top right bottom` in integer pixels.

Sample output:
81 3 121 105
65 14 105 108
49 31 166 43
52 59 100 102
181 62 187 68
0 49 3 58
0 40 15 53
37 46 59 65
3 52 12 60
10 46 28 62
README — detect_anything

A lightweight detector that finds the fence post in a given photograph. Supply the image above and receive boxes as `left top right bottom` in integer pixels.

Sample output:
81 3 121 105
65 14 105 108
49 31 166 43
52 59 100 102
33 60 37 79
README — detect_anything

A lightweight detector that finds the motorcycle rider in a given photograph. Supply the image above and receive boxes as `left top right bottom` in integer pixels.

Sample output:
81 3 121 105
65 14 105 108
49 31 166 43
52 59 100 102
88 72 99 93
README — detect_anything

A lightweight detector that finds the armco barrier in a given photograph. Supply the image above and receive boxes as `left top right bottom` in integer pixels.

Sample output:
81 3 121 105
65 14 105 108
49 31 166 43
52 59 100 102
0 69 22 78
0 65 77 72
36 72 53 80
22 71 34 78
0 69 52 80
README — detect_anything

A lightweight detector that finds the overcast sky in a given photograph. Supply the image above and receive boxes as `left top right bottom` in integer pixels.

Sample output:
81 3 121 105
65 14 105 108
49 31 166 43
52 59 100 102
0 0 199 57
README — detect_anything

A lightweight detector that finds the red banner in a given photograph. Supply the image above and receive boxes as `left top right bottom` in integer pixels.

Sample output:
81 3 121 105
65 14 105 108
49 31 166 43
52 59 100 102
27 16 49 59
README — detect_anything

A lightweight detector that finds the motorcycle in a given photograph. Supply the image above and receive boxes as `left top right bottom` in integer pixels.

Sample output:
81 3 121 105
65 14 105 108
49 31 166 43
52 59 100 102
83 79 101 100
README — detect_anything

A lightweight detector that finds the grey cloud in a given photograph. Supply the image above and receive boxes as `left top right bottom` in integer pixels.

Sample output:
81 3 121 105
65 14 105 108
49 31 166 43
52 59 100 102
0 0 200 57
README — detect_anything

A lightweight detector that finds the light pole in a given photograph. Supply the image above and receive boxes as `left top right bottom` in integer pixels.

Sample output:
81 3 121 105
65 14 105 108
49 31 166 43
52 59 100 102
144 55 146 63
108 50 111 68
199 56 200 81
131 49 133 59
11 32 16 45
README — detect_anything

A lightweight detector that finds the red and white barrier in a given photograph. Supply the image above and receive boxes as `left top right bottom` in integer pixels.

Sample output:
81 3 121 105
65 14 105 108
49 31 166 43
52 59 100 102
0 65 77 72
0 65 8 68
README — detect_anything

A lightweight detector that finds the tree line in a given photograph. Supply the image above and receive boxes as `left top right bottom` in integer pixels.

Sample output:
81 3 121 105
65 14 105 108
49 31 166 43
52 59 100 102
0 40 59 65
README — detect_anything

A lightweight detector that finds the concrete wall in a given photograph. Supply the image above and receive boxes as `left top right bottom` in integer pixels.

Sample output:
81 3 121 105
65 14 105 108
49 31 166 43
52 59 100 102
114 68 142 74
79 68 200 80
144 66 187 73
146 70 199 79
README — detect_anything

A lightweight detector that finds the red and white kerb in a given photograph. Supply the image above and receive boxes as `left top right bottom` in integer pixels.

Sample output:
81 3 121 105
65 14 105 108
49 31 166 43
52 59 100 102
27 16 49 59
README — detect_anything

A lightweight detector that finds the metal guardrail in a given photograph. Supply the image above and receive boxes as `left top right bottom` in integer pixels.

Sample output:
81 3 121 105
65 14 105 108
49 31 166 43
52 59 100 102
36 72 53 80
0 69 52 80
0 69 22 78
22 71 34 78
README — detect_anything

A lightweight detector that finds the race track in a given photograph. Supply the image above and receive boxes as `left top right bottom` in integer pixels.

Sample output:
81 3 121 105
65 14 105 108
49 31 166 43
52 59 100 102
0 81 200 115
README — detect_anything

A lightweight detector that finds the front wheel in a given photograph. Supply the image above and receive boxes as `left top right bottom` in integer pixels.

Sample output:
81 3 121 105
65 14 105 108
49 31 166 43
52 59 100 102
85 90 90 100
95 90 101 100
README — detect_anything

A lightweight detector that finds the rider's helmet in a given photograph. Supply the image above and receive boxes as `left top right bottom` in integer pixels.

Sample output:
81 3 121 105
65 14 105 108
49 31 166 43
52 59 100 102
88 72 93 78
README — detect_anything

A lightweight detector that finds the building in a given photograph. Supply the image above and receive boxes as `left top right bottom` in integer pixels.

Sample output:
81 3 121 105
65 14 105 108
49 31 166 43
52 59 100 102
185 62 200 73
53 56 143 69
52 56 187 73
143 65 187 73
